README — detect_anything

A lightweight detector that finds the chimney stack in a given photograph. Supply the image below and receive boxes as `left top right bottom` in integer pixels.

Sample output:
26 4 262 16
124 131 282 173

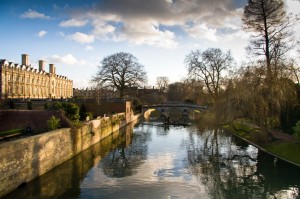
39 60 45 71
49 64 55 74
22 54 29 66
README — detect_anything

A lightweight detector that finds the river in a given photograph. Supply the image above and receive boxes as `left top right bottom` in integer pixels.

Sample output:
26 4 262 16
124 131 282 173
3 120 300 199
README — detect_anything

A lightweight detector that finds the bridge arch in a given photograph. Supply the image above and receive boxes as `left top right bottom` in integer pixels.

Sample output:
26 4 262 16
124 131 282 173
142 103 207 122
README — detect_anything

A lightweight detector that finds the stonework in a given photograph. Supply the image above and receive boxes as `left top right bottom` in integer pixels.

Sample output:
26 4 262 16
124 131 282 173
0 54 73 100
0 112 141 198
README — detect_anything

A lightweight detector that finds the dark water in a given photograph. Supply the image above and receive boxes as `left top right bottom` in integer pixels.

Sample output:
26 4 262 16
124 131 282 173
3 121 300 199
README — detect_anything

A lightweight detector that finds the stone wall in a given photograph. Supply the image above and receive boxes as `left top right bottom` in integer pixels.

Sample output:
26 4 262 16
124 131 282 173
0 112 141 198
2 121 136 199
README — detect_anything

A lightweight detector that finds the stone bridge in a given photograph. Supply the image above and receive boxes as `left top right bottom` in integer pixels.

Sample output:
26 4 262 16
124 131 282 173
142 103 207 123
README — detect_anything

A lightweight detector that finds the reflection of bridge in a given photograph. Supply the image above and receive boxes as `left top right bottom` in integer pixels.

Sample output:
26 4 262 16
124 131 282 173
142 103 208 124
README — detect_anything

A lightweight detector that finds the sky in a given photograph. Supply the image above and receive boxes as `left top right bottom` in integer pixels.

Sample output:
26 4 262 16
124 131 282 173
1 0 299 88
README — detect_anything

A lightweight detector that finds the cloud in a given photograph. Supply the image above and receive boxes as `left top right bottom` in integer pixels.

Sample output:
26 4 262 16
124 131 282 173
185 23 218 42
59 19 88 27
91 20 116 38
66 32 95 44
20 9 51 19
117 21 178 48
61 0 246 48
44 54 86 65
38 30 47 37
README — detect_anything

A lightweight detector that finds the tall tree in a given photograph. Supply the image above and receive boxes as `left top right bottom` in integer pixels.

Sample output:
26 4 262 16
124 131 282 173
92 52 147 97
185 48 233 100
156 76 169 93
243 0 297 79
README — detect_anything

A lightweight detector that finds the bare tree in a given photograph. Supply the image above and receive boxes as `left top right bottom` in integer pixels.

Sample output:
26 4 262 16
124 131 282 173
156 76 169 93
243 0 298 79
167 82 187 102
91 52 147 98
185 48 233 100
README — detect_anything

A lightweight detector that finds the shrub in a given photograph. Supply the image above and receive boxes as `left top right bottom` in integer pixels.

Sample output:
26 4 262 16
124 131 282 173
47 102 80 123
293 120 300 137
47 116 61 131
62 102 80 122
51 102 63 110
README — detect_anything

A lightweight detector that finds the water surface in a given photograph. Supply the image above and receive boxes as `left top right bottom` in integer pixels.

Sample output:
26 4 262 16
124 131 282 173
3 121 300 199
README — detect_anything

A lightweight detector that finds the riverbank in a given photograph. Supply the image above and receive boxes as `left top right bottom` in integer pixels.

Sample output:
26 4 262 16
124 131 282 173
0 112 141 198
223 118 300 167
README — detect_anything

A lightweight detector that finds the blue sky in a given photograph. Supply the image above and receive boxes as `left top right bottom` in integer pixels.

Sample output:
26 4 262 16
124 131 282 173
1 0 299 88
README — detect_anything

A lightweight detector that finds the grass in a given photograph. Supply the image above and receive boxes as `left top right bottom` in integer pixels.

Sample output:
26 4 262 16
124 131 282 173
265 142 300 165
0 128 23 137
224 119 300 166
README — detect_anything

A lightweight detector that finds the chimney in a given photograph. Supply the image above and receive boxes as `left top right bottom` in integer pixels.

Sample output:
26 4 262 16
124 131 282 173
22 54 29 66
39 60 45 71
49 64 55 74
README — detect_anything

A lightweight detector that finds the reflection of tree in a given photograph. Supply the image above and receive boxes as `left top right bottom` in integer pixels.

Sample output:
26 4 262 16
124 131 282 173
100 125 152 178
186 128 262 199
186 126 300 199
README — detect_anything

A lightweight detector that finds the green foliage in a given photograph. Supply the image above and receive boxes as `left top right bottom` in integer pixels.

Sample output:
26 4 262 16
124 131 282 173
0 128 23 136
224 119 268 144
47 116 61 131
46 102 80 123
51 102 63 110
87 112 93 120
266 142 300 165
61 102 80 122
232 120 253 133
293 120 300 137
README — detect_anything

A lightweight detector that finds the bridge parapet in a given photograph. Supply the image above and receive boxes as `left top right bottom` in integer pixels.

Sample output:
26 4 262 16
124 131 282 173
143 103 207 110
142 103 207 118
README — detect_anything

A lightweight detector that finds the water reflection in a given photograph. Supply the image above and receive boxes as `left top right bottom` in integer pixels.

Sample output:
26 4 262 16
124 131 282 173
100 124 151 178
2 120 300 199
185 127 300 199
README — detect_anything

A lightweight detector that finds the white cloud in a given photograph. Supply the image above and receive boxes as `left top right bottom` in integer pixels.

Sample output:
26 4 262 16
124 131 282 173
44 54 87 65
85 45 94 51
59 19 88 27
66 32 95 44
185 23 218 42
59 0 245 48
92 24 116 38
119 22 178 48
38 30 47 37
20 9 51 19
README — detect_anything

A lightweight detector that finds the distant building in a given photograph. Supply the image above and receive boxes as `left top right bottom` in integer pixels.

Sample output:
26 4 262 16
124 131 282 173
0 54 73 100
73 86 162 104
73 87 116 101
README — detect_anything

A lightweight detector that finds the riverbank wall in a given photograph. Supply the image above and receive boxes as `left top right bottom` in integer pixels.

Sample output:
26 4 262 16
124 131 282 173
0 112 141 198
